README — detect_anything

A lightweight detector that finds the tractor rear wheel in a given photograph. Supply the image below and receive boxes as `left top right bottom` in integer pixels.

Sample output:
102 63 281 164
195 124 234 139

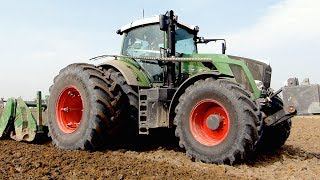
101 67 139 142
174 78 260 164
257 95 292 151
47 63 133 150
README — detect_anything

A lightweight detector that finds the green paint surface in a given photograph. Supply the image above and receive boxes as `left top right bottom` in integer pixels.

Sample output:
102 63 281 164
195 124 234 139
117 59 152 87
0 98 16 137
13 98 37 141
182 54 261 99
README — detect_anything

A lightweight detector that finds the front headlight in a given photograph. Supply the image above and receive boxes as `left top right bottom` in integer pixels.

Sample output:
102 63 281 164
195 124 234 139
255 80 264 91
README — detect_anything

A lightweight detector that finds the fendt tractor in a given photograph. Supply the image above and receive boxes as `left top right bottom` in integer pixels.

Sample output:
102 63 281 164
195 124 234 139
1 10 319 165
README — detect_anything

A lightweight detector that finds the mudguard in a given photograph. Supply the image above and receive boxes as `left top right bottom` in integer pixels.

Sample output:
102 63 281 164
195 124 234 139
99 60 151 87
168 72 233 124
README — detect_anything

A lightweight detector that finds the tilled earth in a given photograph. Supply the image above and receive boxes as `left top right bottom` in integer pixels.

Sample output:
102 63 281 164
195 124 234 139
0 117 319 179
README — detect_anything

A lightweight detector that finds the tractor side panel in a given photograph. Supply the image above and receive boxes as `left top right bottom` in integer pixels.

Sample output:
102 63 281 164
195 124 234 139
99 60 151 87
185 54 261 99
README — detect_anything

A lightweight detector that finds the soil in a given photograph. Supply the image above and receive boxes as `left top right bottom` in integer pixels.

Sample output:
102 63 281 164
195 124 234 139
0 117 319 180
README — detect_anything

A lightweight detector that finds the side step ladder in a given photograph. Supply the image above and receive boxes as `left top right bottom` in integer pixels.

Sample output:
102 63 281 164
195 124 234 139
138 90 149 134
138 88 175 135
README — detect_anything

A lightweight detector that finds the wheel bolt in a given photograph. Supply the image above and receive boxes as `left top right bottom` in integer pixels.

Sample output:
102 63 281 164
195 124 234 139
68 91 76 97
61 107 69 112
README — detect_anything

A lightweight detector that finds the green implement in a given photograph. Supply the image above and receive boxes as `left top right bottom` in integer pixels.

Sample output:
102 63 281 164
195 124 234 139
0 98 16 138
0 91 48 142
10 97 38 141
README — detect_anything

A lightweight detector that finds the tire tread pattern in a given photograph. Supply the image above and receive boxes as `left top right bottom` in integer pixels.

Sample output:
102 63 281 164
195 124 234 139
48 63 136 150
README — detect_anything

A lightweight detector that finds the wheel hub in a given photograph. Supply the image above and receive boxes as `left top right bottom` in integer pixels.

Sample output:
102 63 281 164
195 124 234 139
56 86 83 133
190 99 230 146
206 115 222 131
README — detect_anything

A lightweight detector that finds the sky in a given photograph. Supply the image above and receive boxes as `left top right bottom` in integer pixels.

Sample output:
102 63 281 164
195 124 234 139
0 0 319 99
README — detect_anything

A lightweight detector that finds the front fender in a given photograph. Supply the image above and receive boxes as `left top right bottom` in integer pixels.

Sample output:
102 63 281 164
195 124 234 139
168 72 233 124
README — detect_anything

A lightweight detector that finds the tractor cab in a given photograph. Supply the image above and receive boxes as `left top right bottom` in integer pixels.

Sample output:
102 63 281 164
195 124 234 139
117 16 198 56
117 15 198 83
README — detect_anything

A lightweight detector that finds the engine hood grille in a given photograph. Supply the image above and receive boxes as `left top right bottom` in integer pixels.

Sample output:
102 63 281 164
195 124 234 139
228 55 272 88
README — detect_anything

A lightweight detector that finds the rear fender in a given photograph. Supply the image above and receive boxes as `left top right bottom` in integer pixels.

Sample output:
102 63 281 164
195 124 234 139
99 60 151 87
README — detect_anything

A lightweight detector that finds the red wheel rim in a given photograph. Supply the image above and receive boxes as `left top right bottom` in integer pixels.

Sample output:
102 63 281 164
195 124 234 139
190 99 230 146
56 86 83 133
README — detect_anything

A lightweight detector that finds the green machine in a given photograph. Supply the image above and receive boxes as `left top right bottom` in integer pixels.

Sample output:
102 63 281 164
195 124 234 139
46 10 291 164
1 10 294 165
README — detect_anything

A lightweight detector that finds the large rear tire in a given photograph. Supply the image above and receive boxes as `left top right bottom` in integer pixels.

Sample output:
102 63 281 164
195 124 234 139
174 78 260 164
47 63 133 150
257 96 292 151
103 67 139 135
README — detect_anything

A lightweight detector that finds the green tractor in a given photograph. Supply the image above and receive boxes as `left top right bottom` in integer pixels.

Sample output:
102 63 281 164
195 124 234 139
47 10 291 164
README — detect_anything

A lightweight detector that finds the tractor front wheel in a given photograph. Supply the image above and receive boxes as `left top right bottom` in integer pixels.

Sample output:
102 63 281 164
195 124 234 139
257 95 292 151
174 79 260 164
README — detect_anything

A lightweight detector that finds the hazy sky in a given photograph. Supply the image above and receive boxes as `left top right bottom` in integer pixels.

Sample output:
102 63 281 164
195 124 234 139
0 0 319 99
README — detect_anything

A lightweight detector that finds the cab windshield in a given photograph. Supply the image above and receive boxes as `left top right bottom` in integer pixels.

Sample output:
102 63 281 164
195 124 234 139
121 24 196 56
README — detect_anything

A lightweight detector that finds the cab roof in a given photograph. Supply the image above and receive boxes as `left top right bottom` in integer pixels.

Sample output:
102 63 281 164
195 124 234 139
118 15 197 34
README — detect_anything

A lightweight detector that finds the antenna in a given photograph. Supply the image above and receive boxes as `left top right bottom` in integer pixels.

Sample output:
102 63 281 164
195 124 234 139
143 9 144 18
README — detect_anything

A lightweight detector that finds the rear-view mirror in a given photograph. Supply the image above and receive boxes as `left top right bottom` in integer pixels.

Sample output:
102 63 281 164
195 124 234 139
159 15 168 31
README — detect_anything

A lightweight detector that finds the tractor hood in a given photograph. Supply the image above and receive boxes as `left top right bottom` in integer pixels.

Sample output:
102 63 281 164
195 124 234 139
182 53 271 97
228 55 272 89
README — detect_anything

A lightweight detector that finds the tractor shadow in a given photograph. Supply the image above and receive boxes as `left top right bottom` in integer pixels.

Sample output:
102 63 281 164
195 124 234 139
244 145 320 167
100 129 320 167
105 128 183 152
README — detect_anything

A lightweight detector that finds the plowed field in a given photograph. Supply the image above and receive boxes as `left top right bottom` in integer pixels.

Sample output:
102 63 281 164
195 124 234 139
0 117 319 179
